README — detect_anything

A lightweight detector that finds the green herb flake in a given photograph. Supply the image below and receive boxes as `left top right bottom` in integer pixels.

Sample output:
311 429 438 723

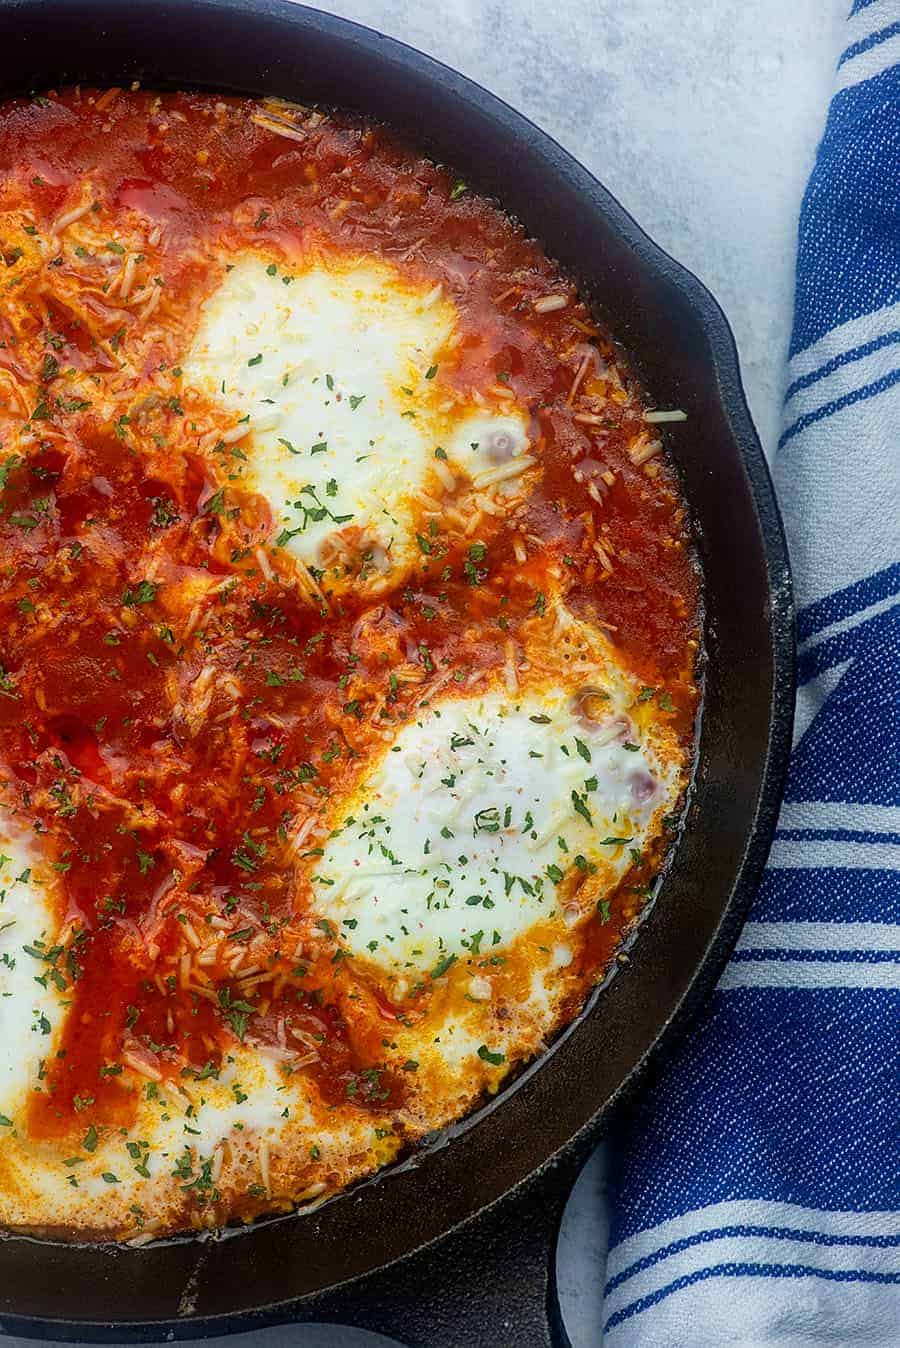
430 953 457 980
477 1045 505 1066
571 790 592 825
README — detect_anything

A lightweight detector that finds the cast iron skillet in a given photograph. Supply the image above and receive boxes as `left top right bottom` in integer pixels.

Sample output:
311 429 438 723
0 2 795 1344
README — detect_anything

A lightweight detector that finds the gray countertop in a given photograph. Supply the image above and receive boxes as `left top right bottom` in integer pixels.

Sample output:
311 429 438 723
1 3 845 1346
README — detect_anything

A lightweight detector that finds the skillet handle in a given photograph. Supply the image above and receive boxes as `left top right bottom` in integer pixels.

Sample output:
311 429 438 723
308 1151 581 1347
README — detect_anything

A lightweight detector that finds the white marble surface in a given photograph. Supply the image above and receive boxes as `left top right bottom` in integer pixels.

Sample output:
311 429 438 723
1 3 845 1347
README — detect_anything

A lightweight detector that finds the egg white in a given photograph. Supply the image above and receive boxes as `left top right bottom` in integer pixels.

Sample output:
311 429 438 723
184 254 535 589
311 684 675 977
0 819 61 1128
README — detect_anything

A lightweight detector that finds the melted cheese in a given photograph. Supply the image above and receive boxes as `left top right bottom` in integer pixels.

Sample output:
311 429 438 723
313 685 673 975
446 412 533 488
185 254 535 590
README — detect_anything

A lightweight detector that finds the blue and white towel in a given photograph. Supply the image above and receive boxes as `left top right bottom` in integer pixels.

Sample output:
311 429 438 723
602 4 900 1343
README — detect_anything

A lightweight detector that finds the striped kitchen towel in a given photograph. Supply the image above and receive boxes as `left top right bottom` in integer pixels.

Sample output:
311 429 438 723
601 3 900 1344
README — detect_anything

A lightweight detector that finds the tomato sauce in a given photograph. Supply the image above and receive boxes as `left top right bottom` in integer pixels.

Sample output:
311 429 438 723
0 89 700 1147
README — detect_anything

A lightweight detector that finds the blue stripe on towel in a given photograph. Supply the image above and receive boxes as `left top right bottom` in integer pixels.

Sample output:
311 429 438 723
604 7 900 1341
784 328 900 402
789 63 900 356
753 868 899 924
610 988 899 1240
838 19 900 68
796 562 900 642
779 364 900 447
605 1264 900 1335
